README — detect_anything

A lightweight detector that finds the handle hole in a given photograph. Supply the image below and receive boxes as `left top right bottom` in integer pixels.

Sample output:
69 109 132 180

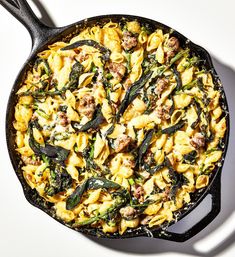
166 194 212 233
28 0 42 19
6 0 20 9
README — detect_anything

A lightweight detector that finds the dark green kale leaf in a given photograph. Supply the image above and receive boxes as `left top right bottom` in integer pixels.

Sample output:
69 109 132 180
162 120 185 135
116 71 153 120
61 39 111 61
66 61 84 91
71 106 105 132
172 65 182 92
46 164 72 196
66 177 121 210
191 98 202 129
28 122 70 165
66 180 88 210
165 157 188 199
58 105 68 113
183 150 197 164
146 162 166 175
72 189 128 226
138 129 154 166
82 141 99 170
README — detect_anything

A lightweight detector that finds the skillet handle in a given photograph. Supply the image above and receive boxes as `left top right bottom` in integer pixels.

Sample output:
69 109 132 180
0 0 62 52
152 172 221 242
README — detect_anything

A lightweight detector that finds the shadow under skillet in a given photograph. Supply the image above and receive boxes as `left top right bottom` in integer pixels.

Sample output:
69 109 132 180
30 1 235 255
85 57 235 256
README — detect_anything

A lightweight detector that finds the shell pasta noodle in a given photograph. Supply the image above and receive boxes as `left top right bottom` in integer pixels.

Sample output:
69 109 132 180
14 19 227 235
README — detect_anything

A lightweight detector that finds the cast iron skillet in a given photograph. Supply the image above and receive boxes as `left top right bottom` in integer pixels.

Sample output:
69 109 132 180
0 0 230 242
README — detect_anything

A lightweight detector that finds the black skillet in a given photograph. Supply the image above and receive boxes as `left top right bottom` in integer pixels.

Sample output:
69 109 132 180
0 0 230 242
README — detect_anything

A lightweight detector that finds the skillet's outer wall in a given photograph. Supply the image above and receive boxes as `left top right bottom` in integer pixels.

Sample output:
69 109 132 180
0 0 234 256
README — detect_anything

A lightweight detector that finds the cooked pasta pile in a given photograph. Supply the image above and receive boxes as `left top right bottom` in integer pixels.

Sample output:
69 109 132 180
14 20 226 234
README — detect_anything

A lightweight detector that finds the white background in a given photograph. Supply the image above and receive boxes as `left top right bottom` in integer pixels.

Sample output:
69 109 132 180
0 1 235 257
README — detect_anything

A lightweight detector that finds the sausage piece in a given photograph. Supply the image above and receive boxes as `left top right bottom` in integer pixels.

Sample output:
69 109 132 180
57 111 69 127
156 105 171 120
78 94 96 119
114 134 132 153
133 184 145 203
165 36 180 62
21 156 41 166
190 133 205 149
120 206 137 220
154 78 169 96
108 62 126 81
167 37 180 52
121 31 138 51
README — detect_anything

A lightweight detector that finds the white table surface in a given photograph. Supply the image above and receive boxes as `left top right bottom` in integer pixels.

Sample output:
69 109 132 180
0 1 235 257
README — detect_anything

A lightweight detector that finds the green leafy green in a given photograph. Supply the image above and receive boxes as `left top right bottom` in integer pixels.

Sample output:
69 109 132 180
35 109 50 119
128 178 135 186
105 123 115 137
34 58 51 76
20 89 63 97
183 56 202 69
116 71 153 120
147 162 166 175
46 164 72 196
71 107 105 132
162 120 185 135
130 199 156 214
169 97 175 116
61 39 111 61
172 65 182 92
28 122 70 165
40 144 70 165
82 142 98 170
21 61 83 97
30 118 42 131
87 177 121 190
138 129 154 166
73 188 129 226
191 98 202 129
182 80 198 91
165 157 188 198
66 61 84 91
58 105 68 113
168 49 190 68
66 177 121 210
183 150 197 164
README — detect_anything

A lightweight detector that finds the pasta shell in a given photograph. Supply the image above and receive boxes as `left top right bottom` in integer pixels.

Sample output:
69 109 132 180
78 73 94 88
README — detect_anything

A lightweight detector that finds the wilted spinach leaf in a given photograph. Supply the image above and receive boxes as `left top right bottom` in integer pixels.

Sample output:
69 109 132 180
146 162 166 175
191 98 202 129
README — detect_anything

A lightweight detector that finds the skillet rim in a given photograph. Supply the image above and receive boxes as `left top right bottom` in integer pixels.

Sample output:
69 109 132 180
5 13 230 240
